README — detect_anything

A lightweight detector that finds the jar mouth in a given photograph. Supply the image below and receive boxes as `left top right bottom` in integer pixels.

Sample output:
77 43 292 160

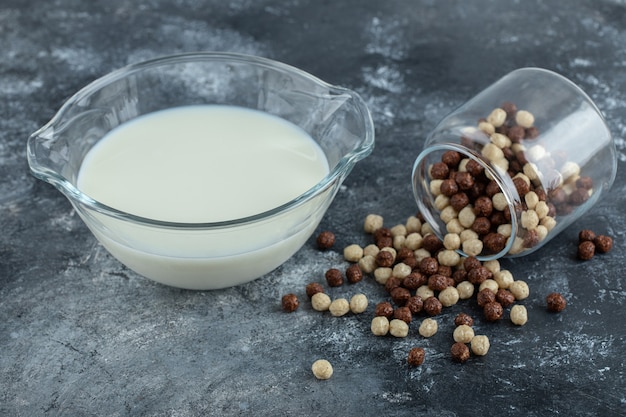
412 141 521 261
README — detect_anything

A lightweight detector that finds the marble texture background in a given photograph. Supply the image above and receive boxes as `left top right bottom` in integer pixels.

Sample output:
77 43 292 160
1 0 625 415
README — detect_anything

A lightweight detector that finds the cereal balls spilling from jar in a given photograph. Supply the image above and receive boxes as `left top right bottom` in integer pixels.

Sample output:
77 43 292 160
423 103 597 259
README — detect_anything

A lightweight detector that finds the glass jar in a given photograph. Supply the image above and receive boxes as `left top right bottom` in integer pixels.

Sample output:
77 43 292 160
412 68 617 260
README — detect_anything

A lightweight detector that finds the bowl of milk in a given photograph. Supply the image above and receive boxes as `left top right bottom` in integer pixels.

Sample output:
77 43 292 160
27 52 374 290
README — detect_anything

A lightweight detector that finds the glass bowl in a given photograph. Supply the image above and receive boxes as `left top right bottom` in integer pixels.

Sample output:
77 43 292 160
27 52 375 290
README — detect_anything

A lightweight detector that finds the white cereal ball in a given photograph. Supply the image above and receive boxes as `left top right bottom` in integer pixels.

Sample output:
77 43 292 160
430 179 444 196
510 305 528 326
389 319 409 338
479 279 499 294
416 285 435 300
374 267 393 285
434 194 451 210
404 233 424 250
509 280 530 300
371 316 390 336
453 324 475 343
349 293 369 314
492 192 509 211
443 233 461 250
312 359 333 380
456 281 475 299
364 214 384 234
458 205 477 229
392 262 412 279
478 121 495 135
446 218 464 234
329 298 350 317
470 335 491 356
413 248 432 263
343 244 364 262
406 216 422 233
487 108 507 127
358 255 377 274
363 244 380 257
459 229 479 243
481 143 505 162
438 249 461 267
494 269 514 289
418 318 438 337
311 293 332 311
520 210 539 230
515 110 535 128
483 259 500 274
390 224 408 237
440 206 459 223
438 286 460 307
462 238 483 257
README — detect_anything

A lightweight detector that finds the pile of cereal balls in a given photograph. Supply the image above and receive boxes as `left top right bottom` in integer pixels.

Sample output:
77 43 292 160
283 212 615 377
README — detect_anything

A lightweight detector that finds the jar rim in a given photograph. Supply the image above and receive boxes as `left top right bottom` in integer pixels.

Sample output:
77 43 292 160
412 141 521 261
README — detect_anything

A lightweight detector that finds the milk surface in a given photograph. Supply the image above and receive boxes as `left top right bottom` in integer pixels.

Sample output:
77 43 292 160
77 105 329 223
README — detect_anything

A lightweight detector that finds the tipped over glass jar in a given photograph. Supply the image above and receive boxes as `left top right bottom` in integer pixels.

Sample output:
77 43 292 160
412 68 617 261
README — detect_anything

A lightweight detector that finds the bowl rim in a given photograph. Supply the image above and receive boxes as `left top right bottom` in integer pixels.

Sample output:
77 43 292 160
28 51 375 229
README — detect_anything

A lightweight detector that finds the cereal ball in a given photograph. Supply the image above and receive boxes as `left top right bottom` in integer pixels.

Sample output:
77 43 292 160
405 295 424 314
311 292 332 311
325 268 344 287
483 232 507 254
495 288 515 307
450 192 471 211
423 296 443 316
428 274 449 291
364 214 384 234
419 318 438 337
329 298 350 317
316 231 336 250
468 266 492 285
407 347 426 366
442 150 462 167
406 216 422 233
594 235 613 253
371 316 390 336
375 301 394 319
392 263 412 279
405 232 424 250
394 306 413 324
349 294 369 314
483 259 501 274
443 233 461 250
487 108 507 127
438 287 460 307
440 178 460 197
578 240 595 260
390 286 412 306
390 224 408 237
509 280 530 300
343 244 364 262
422 234 444 254
454 312 474 327
546 292 567 312
483 301 504 322
416 285 435 300
510 304 528 326
311 359 334 380
343 265 363 285
453 324 475 344
456 281 475 300
358 255 377 274
494 270 514 289
478 279 499 294
281 294 299 312
578 229 596 242
374 267 392 285
305 282 324 298
419 257 439 276
389 319 410 338
462 238 484 257
431 161 450 179
402 272 426 290
476 288 496 308
515 110 535 128
470 335 490 356
438 249 461 267
451 342 470 363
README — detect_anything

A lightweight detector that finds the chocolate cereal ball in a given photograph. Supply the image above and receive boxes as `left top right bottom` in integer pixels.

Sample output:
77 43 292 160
450 342 470 363
578 241 595 260
375 301 394 319
316 231 336 250
281 294 299 312
454 312 474 327
423 296 443 316
305 282 324 298
483 301 503 322
594 235 613 253
407 347 426 366
546 292 567 312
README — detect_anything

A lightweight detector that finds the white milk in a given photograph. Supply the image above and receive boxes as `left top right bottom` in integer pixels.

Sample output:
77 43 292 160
75 105 333 289
78 105 329 223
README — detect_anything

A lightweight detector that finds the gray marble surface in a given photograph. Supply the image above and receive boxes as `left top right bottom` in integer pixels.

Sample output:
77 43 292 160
1 0 625 416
